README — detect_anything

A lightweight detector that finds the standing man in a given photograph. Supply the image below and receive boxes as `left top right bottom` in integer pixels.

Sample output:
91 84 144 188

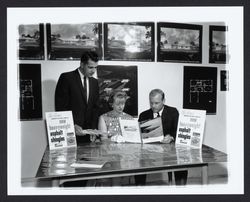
55 51 99 144
135 89 188 185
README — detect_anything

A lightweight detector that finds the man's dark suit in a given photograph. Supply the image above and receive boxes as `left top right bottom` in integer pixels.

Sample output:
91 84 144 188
55 69 99 144
138 105 179 139
135 105 188 185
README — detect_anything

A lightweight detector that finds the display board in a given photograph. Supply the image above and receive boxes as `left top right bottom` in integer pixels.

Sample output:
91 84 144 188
97 65 138 116
19 64 42 120
183 66 217 114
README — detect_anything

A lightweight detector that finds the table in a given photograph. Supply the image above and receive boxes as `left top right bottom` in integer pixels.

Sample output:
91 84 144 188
35 142 227 186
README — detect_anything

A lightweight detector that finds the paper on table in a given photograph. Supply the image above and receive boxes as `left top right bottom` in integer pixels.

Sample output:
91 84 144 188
70 158 107 169
81 129 109 136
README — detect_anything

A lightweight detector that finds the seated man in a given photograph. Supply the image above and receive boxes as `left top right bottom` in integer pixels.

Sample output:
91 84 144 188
135 89 188 186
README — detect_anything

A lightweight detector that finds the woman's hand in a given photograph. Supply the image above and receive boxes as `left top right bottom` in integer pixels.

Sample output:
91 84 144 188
100 131 117 142
100 135 110 143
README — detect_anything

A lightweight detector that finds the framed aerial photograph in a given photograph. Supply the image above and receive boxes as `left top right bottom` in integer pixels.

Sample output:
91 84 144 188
209 25 229 64
104 22 155 61
47 23 102 60
19 64 42 120
157 22 202 63
97 65 138 117
183 66 217 114
18 24 44 60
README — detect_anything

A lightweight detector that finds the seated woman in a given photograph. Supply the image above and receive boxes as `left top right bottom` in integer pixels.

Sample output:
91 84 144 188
98 90 133 143
97 90 134 186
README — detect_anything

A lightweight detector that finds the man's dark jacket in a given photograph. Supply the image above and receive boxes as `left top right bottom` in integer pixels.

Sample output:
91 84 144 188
138 104 179 140
55 69 99 143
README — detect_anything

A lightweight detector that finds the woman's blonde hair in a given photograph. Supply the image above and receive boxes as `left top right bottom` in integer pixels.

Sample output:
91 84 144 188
108 90 127 107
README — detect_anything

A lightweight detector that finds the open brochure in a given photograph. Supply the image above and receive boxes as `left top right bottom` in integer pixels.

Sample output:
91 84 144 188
119 117 164 144
140 117 164 143
119 117 142 143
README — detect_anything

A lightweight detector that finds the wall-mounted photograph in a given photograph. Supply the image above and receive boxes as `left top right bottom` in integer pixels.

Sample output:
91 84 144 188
183 66 217 114
47 23 102 60
157 22 202 63
209 25 228 64
97 65 138 117
18 24 44 60
19 64 43 120
104 22 155 61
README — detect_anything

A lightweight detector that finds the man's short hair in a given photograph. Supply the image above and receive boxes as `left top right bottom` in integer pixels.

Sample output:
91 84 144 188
149 89 165 100
80 51 99 64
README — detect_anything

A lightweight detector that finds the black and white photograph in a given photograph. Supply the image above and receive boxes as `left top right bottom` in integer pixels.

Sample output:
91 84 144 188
183 66 217 114
209 25 229 64
6 7 243 196
97 65 138 117
18 24 44 60
104 22 155 61
157 22 202 63
19 64 43 120
47 23 102 60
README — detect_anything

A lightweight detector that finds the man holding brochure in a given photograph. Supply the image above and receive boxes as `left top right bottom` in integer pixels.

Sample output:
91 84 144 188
55 51 100 144
135 89 188 186
54 51 100 187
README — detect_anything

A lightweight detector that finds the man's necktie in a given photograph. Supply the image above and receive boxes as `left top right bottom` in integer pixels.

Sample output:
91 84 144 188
157 112 160 117
83 76 87 101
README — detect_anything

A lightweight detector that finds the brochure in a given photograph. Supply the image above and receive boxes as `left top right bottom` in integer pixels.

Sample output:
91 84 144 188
140 117 164 143
70 157 107 169
175 109 206 148
119 117 142 143
118 117 164 144
45 111 77 150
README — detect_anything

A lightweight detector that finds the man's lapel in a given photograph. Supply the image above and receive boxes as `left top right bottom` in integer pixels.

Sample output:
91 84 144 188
161 105 168 123
149 109 154 119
